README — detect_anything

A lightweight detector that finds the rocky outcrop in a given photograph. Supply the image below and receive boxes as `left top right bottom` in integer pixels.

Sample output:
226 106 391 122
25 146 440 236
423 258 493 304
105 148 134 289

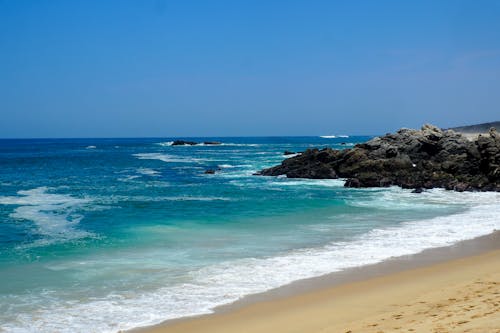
257 124 500 192
172 140 198 146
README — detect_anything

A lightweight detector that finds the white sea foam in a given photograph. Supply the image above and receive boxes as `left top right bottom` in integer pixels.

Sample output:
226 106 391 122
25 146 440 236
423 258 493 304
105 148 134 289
156 141 174 146
219 143 261 147
3 190 499 333
133 153 206 163
218 164 235 168
345 187 482 210
270 178 346 187
136 168 160 176
319 135 349 139
118 175 141 182
0 187 92 244
155 142 261 147
196 143 261 147
85 145 96 149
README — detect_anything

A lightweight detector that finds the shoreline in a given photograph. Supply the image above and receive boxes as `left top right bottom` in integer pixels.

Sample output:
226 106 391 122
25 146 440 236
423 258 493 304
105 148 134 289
131 230 500 333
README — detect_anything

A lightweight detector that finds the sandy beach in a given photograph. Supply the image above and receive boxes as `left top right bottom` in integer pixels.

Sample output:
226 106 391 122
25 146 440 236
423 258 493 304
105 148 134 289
136 233 500 333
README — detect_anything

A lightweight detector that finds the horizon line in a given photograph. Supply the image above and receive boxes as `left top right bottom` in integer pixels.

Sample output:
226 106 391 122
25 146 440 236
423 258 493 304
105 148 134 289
0 134 377 140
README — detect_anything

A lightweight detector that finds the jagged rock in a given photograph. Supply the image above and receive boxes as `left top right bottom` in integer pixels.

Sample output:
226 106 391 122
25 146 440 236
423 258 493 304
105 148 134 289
283 150 296 155
257 124 500 192
172 140 198 146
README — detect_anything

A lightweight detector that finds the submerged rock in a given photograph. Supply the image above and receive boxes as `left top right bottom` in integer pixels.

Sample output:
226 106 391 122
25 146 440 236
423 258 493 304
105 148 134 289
203 141 222 145
257 124 500 192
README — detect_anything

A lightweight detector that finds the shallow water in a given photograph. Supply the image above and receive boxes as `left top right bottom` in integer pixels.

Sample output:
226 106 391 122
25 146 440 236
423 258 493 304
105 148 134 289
0 136 499 333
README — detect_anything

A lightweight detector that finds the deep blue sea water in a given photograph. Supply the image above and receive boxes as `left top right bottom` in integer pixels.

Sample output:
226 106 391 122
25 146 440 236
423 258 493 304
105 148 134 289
1 136 499 332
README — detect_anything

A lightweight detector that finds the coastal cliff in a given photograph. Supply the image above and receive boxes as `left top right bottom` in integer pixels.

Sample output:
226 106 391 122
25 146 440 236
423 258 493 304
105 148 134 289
258 124 500 192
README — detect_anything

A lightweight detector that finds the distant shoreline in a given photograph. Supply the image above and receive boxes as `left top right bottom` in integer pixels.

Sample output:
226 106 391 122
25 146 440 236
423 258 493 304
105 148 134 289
448 120 500 134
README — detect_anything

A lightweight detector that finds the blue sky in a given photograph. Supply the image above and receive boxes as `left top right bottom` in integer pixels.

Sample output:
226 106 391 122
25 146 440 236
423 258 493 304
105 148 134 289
1 0 500 138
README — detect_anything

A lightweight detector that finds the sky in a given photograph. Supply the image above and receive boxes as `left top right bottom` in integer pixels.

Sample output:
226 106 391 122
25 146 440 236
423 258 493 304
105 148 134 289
1 0 500 138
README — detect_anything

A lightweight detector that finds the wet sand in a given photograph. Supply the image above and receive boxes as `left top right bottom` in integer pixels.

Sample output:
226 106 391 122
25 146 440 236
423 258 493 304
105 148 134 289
133 232 500 333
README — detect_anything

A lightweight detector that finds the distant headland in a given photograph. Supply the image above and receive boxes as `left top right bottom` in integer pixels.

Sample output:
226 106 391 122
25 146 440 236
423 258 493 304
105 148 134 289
449 121 500 134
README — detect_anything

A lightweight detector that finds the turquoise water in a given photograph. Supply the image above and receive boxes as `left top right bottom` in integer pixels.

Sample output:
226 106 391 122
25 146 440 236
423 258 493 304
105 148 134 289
1 137 499 333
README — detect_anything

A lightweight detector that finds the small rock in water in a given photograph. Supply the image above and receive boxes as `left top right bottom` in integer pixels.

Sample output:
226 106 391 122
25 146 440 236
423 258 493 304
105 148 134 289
345 178 361 188
172 140 198 146
283 150 296 155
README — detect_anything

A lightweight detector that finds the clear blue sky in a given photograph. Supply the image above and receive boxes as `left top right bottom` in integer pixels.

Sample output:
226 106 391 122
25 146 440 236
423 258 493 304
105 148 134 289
1 0 500 138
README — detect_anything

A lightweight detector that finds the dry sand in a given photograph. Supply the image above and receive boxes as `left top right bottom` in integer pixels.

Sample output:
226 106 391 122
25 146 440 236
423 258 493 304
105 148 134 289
135 241 500 333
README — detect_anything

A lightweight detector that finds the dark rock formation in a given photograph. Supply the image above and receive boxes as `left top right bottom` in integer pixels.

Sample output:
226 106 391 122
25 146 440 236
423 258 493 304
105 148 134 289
172 140 198 146
283 150 296 155
257 124 500 192
203 141 222 145
204 169 216 174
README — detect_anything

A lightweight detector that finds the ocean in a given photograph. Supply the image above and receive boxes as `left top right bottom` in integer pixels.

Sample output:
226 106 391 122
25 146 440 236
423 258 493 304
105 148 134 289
0 136 499 333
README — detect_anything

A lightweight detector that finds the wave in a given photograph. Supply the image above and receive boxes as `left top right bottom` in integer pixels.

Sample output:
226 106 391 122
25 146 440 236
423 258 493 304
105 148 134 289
155 142 261 147
97 195 232 203
269 178 346 187
0 187 92 245
85 145 96 149
133 153 206 163
218 164 235 168
4 190 499 333
118 175 141 182
345 187 491 210
136 168 160 176
320 135 349 139
156 141 174 146
219 143 261 147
